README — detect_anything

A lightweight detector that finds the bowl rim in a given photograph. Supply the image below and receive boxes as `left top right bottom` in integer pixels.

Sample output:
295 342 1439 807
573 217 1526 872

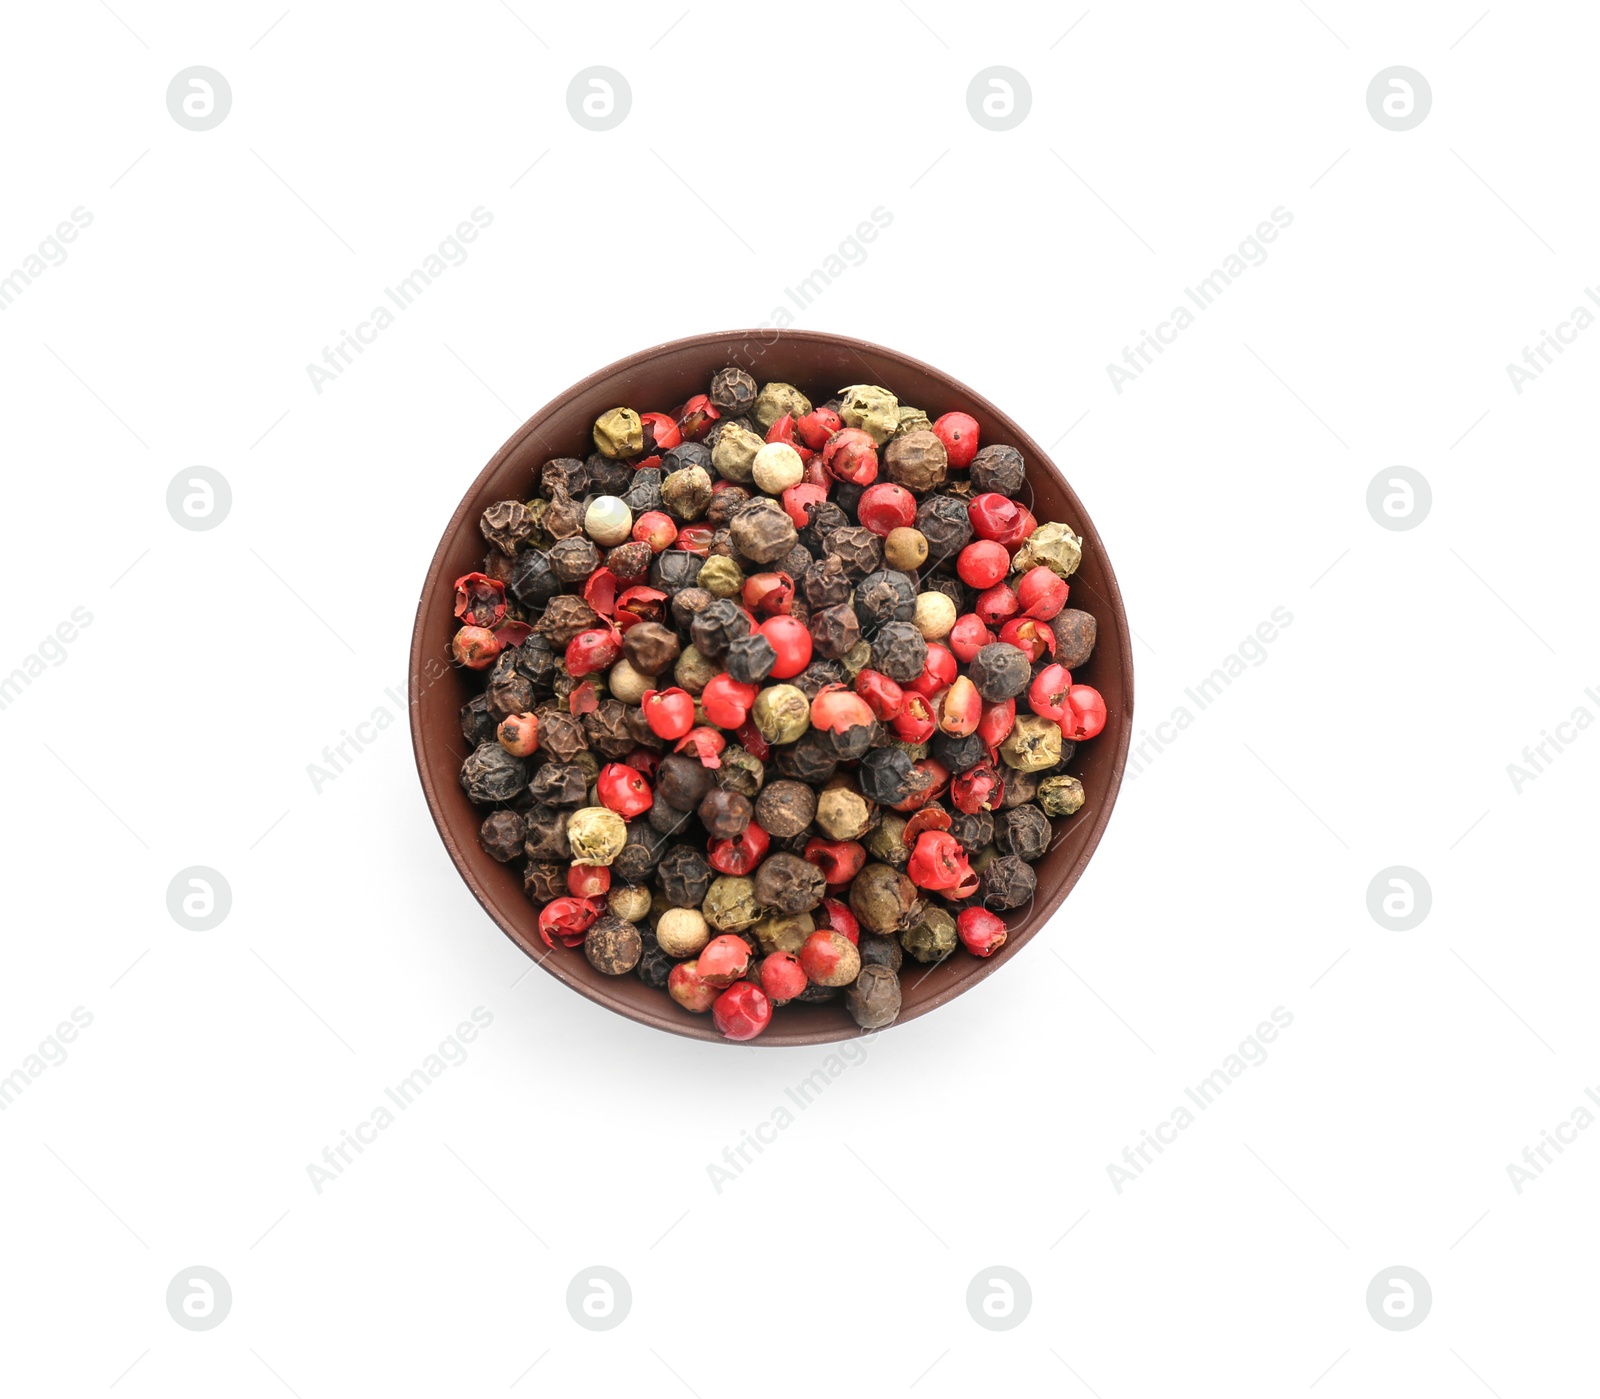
408 327 1134 1046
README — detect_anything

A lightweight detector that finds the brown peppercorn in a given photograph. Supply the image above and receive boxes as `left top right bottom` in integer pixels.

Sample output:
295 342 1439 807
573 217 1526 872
809 603 861 661
970 443 1026 496
754 779 816 838
752 852 827 916
802 555 854 610
584 700 636 759
656 753 714 811
485 653 534 721
699 787 752 840
999 768 1046 809
584 916 643 975
884 429 948 492
529 762 588 807
850 863 920 935
523 860 567 902
657 845 713 907
846 963 902 1029
869 621 928 684
660 465 714 522
1050 609 1098 669
480 499 534 554
997 804 1051 861
535 594 599 647
709 366 759 415
537 709 588 763
479 809 526 862
671 587 714 631
705 484 750 530
548 537 601 584
540 457 588 498
522 806 570 861
605 540 653 584
823 526 883 580
857 931 903 972
717 746 766 798
884 527 928 571
624 621 680 676
729 499 798 565
981 854 1036 910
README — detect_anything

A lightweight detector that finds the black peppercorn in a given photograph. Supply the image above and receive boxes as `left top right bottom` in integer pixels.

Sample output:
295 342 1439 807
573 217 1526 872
585 452 634 497
931 730 988 774
970 642 1032 702
690 599 750 660
540 456 588 498
754 779 817 838
614 823 665 883
460 741 527 804
624 621 680 676
658 845 713 907
854 570 917 626
869 621 928 684
949 810 993 853
699 788 752 840
670 587 714 632
833 480 865 520
923 574 969 615
485 652 534 720
662 441 711 474
537 710 588 763
521 804 570 861
752 852 826 916
793 658 846 699
729 499 797 565
847 963 902 1029
773 730 838 784
647 795 692 836
856 746 914 805
796 980 842 1004
809 603 861 661
705 485 750 530
801 556 854 611
635 933 673 990
479 809 526 862
461 694 497 747
584 700 636 759
997 805 1052 862
507 548 560 610
709 366 759 415
523 860 566 903
798 500 850 557
625 468 664 515
723 632 777 685
858 931 903 972
513 637 557 692
981 854 1036 910
915 495 974 568
656 753 714 811
548 537 601 584
650 549 703 593
529 762 588 807
970 444 1026 496
824 526 882 580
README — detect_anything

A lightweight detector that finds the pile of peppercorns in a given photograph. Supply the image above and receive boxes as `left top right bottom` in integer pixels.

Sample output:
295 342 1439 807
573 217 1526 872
452 369 1105 1040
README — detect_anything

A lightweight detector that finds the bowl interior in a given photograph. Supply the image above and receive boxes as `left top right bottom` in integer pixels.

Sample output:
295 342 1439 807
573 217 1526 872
409 329 1133 1045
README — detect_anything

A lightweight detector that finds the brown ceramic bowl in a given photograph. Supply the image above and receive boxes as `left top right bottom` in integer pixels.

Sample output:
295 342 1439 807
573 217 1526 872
410 329 1133 1045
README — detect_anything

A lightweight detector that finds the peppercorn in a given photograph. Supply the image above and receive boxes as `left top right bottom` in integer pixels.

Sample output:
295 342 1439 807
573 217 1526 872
670 587 714 631
1050 609 1097 669
855 746 913 807
997 804 1051 861
484 657 532 724
709 366 758 415
635 934 674 989
849 863 919 935
948 810 993 853
793 658 847 699
838 384 899 444
698 554 745 600
566 806 627 865
915 495 974 568
857 931 903 973
882 527 927 572
687 599 748 661
981 853 1035 910
752 443 805 494
583 700 636 759
752 852 827 916
710 422 765 483
657 906 711 958
999 714 1063 772
901 907 957 964
609 884 654 923
805 602 859 662
929 730 985 775
748 911 812 955
729 499 797 565
586 452 634 497
542 538 596 586
528 762 587 807
722 632 776 686
522 806 570 861
703 415 751 451
625 467 664 515
703 485 749 531
671 645 716 696
581 914 642 975
460 742 527 804
523 860 567 903
865 813 910 868
798 500 850 557
480 499 534 555
884 429 948 492
969 444 1025 496
478 809 526 862
663 440 712 474
659 465 714 523
653 753 711 813
855 570 917 627
617 622 675 678
968 642 1032 702
752 684 810 744
823 526 883 580
657 844 713 907
714 744 763 798
703 875 760 932
461 694 497 747
1038 774 1085 817
537 486 580 542
593 407 643 459
773 730 838 784
868 621 928 684
1014 521 1084 577
815 782 874 842
752 382 812 433
507 548 560 611
799 929 860 986
800 556 852 612
699 788 752 840
754 779 816 838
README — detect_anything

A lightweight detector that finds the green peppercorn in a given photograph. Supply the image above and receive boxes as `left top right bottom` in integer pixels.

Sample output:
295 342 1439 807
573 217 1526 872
1038 774 1086 817
710 422 765 484
814 780 874 842
838 384 900 445
752 382 812 433
901 907 958 964
849 863 919 935
893 405 933 438
698 554 745 598
703 875 760 932
865 814 909 868
752 684 810 744
752 911 814 955
717 745 766 799
999 714 1064 772
660 465 713 522
592 407 643 459
674 645 718 696
566 806 627 865
1014 521 1084 577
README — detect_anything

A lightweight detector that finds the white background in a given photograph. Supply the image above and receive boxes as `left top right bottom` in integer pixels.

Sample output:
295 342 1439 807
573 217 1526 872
1 0 1595 1394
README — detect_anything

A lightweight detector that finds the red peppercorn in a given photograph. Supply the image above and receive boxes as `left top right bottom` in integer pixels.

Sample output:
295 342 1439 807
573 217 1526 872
668 959 719 1013
759 952 808 1003
596 762 653 818
820 427 878 484
937 675 982 736
708 822 770 875
998 617 1055 663
857 483 917 537
626 747 661 781
1027 664 1073 722
977 697 1016 748
957 540 1010 589
743 572 794 616
853 668 905 721
757 615 813 679
734 716 770 760
1017 566 1069 620
639 411 682 452
701 674 759 729
799 930 860 986
642 687 696 740
951 761 1004 814
804 837 866 886
796 405 844 450
567 864 611 898
968 493 1023 543
975 582 1020 626
1004 505 1039 550
780 482 828 530
675 726 727 768
582 568 619 618
676 524 715 557
819 897 860 944
538 896 603 949
566 627 623 677
697 933 753 987
906 830 972 891
452 625 503 670
712 981 772 1040
811 684 875 737
677 393 721 442
1061 683 1107 740
907 643 958 699
948 614 994 663
453 572 508 629
957 907 1007 957
633 510 678 552
931 411 980 469
891 692 936 743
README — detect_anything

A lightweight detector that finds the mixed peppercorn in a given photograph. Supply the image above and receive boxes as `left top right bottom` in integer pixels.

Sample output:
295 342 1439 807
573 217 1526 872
451 370 1105 1040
